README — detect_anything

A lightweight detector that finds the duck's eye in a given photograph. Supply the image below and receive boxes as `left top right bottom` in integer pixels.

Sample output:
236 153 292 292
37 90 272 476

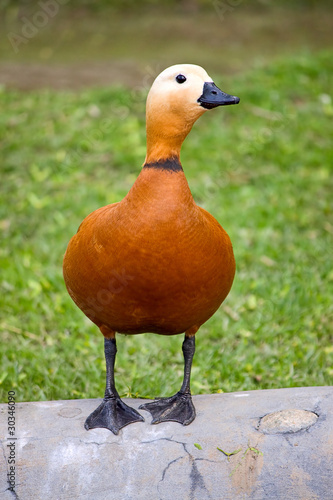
175 74 187 84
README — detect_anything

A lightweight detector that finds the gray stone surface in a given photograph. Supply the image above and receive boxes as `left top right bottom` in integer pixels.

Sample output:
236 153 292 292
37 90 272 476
0 387 332 500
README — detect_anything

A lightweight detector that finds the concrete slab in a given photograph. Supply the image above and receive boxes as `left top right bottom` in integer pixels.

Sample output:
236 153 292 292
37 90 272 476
1 387 332 500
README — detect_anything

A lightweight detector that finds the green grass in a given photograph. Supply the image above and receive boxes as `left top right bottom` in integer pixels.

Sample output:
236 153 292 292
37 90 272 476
0 49 332 403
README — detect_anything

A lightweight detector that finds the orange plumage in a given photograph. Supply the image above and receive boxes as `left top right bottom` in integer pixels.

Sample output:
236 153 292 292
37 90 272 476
63 64 239 434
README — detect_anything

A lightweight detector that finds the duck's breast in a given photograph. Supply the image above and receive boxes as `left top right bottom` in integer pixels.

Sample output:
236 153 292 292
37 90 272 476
63 170 235 335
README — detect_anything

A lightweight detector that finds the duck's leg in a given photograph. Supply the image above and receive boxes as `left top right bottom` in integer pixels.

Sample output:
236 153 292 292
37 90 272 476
139 333 196 426
85 336 144 434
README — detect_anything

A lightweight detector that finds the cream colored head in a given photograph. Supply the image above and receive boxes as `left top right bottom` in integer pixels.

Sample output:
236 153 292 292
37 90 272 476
147 64 213 124
145 64 239 164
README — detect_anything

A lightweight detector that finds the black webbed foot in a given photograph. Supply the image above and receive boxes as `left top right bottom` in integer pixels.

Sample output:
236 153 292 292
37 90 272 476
85 396 144 435
139 391 195 426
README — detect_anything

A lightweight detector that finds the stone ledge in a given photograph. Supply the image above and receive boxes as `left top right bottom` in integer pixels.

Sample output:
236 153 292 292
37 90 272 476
1 386 332 499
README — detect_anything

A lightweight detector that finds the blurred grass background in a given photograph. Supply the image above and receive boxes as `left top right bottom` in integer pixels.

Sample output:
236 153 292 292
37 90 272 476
0 0 332 403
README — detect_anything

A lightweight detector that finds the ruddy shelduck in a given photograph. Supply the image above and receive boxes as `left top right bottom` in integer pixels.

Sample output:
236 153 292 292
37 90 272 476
63 64 239 434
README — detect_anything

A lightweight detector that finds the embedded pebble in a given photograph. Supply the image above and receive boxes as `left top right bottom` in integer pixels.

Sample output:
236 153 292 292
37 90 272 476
258 409 318 434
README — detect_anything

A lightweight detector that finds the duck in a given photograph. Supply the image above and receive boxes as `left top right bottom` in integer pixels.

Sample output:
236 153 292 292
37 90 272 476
63 64 239 435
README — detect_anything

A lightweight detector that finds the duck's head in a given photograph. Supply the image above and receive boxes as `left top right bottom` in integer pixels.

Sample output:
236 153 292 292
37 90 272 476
145 64 239 164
